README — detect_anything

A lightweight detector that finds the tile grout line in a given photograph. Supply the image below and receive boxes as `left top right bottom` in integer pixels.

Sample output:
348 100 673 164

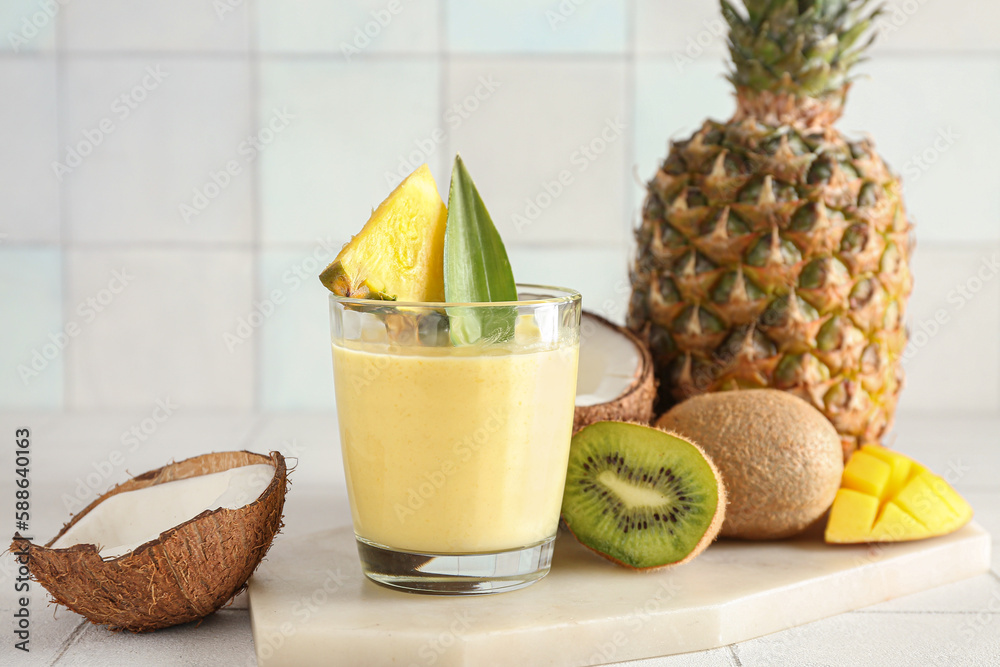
0 239 635 251
249 1 262 414
54 0 70 412
727 643 743 667
438 0 449 175
7 49 1000 61
624 0 637 254
48 618 88 666
855 609 1000 615
3 239 996 252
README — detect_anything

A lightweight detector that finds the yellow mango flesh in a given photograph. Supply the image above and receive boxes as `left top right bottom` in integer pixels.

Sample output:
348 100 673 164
826 489 878 543
893 475 954 533
841 452 891 498
320 164 448 302
871 502 932 542
859 444 911 501
825 444 973 544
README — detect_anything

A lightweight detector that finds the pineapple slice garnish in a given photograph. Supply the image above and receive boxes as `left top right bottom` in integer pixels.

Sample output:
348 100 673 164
320 164 447 302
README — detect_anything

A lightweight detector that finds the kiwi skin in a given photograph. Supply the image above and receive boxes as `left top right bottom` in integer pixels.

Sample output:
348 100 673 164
561 421 727 571
656 390 843 541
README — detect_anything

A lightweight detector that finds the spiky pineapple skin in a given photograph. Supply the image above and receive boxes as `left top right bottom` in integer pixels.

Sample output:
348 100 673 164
628 118 912 460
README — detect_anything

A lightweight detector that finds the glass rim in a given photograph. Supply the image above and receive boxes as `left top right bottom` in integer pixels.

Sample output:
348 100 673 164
328 283 582 309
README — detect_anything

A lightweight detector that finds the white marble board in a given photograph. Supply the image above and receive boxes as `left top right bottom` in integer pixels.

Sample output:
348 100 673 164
247 522 991 666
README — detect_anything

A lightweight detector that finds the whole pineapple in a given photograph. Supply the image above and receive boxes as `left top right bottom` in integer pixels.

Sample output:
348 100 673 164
628 0 913 461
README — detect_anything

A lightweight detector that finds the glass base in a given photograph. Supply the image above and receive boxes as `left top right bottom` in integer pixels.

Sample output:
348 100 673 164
356 536 555 595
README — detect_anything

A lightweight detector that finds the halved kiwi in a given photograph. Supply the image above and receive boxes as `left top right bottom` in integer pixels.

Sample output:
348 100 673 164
561 421 726 570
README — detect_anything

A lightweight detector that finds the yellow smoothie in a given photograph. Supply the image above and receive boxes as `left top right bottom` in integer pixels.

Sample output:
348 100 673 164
333 340 579 554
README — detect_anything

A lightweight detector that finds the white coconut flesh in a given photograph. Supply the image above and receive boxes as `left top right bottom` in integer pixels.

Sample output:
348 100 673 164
52 464 275 559
575 315 642 407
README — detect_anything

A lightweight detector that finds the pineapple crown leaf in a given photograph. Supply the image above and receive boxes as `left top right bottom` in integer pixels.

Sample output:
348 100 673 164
724 0 882 101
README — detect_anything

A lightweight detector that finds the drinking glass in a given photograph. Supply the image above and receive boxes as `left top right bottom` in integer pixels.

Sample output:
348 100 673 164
330 285 581 594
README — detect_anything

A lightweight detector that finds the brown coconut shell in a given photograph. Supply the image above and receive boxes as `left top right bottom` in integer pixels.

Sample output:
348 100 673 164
10 450 287 632
574 313 657 433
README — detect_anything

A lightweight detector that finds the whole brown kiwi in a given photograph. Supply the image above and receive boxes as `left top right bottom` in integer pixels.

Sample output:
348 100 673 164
656 389 843 540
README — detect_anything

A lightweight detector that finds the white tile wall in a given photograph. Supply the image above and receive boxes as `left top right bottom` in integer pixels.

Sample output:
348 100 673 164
61 0 251 52
509 245 631 323
446 0 626 54
636 0 1000 56
257 248 338 410
0 248 63 409
64 249 255 409
1 1 998 414
0 57 60 242
63 57 254 243
4 411 260 535
247 414 346 489
888 416 1000 492
0 0 58 53
258 59 440 244
842 56 1000 243
447 59 630 245
634 0 728 57
898 245 1000 413
256 0 440 54
633 57 734 203
871 0 1000 53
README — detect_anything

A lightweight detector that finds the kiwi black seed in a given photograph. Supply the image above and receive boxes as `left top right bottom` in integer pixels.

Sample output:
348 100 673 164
560 421 726 570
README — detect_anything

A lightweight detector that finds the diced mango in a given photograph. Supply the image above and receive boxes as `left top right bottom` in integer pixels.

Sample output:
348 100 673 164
824 444 973 544
842 451 891 499
870 502 931 542
922 473 974 523
894 475 958 533
859 444 911 502
825 489 879 544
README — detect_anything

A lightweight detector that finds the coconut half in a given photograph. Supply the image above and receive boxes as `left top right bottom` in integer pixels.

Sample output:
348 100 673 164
574 312 657 432
11 450 286 632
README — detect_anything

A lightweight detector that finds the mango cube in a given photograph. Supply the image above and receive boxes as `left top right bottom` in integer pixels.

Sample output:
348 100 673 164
894 475 956 533
842 451 891 499
859 444 911 502
871 502 932 542
825 445 973 544
826 489 879 543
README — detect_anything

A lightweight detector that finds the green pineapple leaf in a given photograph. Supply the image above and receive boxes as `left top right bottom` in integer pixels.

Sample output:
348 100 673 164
724 0 881 100
444 154 518 345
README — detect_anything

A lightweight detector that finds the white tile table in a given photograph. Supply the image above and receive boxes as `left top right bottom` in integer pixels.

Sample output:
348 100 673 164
1 411 997 666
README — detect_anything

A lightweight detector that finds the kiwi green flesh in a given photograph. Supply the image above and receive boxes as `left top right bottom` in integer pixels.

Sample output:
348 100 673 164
561 422 719 569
